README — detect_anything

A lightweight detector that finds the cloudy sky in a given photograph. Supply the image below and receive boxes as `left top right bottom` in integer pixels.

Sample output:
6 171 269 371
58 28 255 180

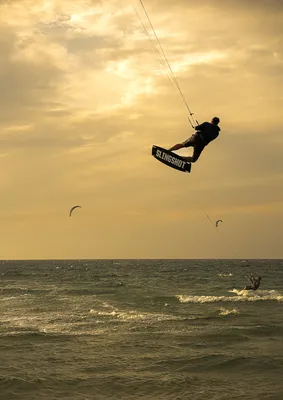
0 0 282 259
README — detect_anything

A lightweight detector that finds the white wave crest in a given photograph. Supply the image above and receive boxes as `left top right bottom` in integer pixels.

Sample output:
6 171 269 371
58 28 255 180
230 289 282 299
218 307 239 316
176 290 283 304
89 308 183 322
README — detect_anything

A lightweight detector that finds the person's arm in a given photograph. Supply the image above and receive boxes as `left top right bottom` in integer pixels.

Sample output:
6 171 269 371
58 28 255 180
194 123 205 131
249 273 255 284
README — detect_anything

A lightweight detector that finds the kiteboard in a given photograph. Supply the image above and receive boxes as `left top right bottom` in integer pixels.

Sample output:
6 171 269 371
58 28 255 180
152 145 191 173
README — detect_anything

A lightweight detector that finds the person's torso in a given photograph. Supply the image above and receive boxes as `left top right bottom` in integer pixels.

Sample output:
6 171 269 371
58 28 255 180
254 279 261 289
197 122 220 145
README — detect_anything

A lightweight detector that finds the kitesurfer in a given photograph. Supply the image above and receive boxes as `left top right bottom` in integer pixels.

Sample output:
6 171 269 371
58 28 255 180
168 117 221 163
244 273 262 291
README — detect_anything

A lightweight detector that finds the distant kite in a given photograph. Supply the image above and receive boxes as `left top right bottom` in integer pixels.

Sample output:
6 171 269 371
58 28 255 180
216 219 223 228
69 205 82 217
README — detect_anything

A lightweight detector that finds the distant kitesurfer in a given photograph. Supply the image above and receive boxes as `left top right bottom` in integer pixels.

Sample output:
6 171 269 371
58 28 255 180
244 273 262 291
168 117 221 163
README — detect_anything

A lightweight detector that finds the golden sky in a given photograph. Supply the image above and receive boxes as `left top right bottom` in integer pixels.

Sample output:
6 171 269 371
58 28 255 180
0 0 282 259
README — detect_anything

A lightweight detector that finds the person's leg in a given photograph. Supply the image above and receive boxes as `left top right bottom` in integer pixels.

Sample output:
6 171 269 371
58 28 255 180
169 134 195 152
168 143 185 152
182 145 204 163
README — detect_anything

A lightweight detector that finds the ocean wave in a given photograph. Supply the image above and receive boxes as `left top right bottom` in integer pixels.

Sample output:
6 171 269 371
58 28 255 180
89 308 183 323
218 307 239 316
0 306 184 337
0 376 40 391
176 290 283 303
230 289 283 299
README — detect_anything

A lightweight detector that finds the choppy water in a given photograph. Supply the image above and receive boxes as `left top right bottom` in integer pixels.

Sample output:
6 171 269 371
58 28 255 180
0 259 283 400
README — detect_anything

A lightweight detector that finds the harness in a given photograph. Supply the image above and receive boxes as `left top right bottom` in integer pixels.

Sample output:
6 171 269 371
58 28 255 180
198 133 207 146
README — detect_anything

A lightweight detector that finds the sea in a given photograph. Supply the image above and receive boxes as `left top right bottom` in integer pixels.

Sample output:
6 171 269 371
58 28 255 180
0 259 282 400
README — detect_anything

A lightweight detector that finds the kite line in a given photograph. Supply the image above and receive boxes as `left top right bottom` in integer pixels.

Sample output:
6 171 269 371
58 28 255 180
136 0 198 128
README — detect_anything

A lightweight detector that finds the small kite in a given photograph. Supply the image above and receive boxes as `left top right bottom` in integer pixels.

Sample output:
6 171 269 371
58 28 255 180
216 219 223 227
69 205 82 217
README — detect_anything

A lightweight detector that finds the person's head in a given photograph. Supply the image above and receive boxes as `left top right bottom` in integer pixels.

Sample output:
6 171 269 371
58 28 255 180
211 116 220 125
